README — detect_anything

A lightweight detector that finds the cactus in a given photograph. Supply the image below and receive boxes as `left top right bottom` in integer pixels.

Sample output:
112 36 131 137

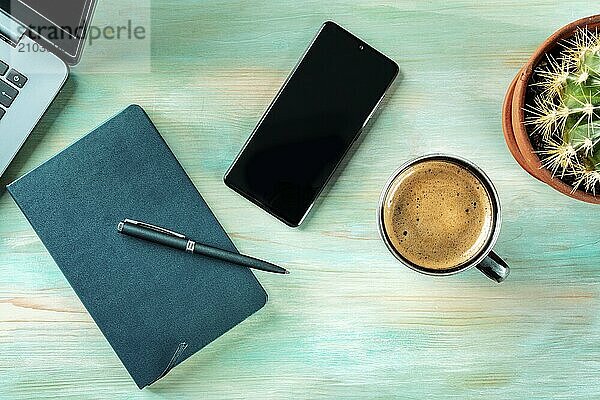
526 28 600 194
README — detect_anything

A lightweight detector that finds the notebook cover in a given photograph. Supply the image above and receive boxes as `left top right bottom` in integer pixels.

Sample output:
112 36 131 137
7 105 268 388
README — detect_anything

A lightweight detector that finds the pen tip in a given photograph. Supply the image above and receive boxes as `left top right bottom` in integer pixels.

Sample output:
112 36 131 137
284 270 290 275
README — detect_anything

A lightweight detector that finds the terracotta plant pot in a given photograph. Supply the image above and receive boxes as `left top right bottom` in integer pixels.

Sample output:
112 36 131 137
502 15 600 204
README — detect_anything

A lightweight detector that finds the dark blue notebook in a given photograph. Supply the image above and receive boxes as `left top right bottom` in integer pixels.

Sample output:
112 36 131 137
7 105 268 388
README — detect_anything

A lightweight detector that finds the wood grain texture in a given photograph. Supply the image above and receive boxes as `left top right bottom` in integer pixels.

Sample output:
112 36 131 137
1 0 600 398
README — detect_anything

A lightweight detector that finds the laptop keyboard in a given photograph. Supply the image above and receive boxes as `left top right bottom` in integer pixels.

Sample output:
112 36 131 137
0 59 28 120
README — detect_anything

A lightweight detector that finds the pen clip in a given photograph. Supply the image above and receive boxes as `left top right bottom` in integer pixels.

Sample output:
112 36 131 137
123 219 187 239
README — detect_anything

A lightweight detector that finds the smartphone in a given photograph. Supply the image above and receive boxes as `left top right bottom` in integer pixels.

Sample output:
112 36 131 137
224 21 398 227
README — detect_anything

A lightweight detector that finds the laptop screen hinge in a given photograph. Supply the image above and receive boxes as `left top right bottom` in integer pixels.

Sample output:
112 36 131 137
0 9 25 46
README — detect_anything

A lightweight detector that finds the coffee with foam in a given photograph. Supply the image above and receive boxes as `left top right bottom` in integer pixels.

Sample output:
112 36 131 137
381 160 494 271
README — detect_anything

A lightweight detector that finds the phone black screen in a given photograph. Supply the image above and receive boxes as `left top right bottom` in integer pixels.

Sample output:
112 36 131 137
225 22 398 226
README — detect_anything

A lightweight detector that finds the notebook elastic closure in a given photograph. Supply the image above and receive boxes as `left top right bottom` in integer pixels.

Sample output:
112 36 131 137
150 341 189 386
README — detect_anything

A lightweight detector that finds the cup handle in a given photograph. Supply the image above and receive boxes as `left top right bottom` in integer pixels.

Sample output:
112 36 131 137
475 251 510 283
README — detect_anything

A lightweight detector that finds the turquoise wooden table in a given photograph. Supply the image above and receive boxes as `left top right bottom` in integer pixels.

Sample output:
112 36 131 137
1 1 599 398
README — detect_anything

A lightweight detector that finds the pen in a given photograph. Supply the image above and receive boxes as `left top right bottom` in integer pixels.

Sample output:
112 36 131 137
117 219 289 275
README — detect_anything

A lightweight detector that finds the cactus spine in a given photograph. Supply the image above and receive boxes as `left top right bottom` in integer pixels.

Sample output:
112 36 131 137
527 28 600 194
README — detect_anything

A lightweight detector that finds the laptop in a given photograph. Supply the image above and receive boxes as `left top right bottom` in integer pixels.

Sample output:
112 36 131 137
0 0 96 177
